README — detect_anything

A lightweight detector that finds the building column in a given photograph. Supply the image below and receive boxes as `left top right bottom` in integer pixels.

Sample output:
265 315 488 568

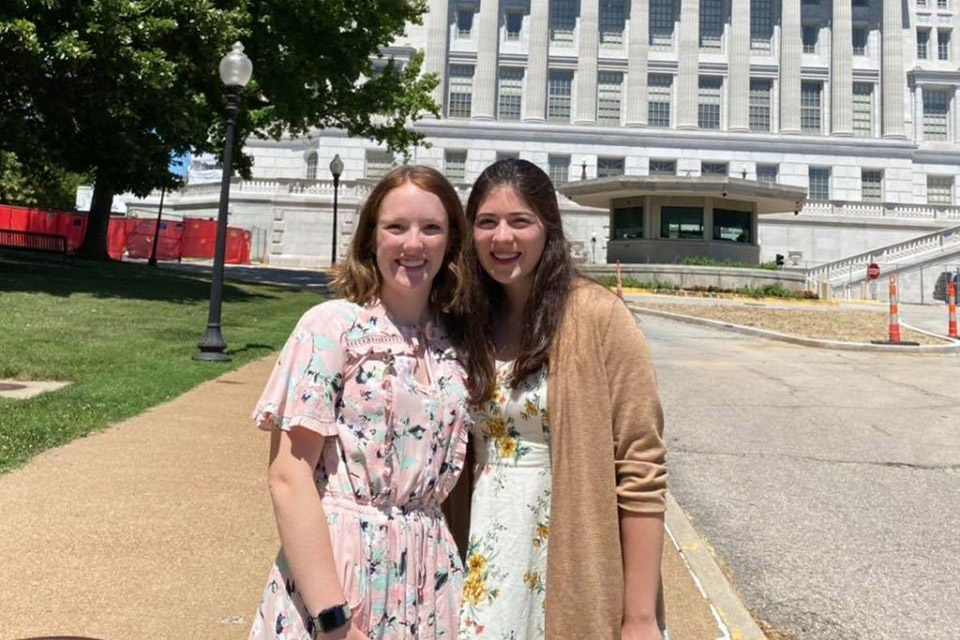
728 0 751 131
473 0 500 120
423 0 451 114
624 0 649 126
524 0 549 122
676 0 700 129
831 0 853 135
574 0 600 124
780 0 802 133
914 84 924 143
882 0 906 138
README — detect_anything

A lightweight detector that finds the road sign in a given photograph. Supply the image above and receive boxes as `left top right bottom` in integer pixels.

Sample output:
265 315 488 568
867 262 880 280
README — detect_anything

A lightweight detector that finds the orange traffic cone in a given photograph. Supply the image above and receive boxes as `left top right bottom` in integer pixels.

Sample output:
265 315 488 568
948 282 958 339
888 275 901 343
615 260 623 299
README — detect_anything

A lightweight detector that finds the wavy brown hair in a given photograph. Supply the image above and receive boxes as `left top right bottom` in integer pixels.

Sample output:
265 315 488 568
460 159 577 404
332 164 467 313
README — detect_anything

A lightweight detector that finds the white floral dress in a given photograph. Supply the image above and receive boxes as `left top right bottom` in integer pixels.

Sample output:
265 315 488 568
459 362 550 640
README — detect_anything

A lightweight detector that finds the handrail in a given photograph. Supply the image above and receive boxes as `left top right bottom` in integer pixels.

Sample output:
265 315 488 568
805 224 960 285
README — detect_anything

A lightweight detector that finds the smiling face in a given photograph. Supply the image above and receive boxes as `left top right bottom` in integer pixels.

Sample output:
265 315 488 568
472 186 547 298
374 181 451 304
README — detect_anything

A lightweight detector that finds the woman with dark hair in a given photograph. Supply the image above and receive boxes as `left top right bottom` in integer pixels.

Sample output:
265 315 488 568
455 159 667 640
249 165 471 640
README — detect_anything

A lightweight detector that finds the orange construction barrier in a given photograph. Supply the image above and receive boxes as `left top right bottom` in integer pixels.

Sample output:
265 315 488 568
948 282 958 339
888 275 901 343
615 260 623 299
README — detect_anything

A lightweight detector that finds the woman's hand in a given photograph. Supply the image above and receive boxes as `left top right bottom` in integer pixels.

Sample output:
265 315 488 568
621 618 662 640
317 619 370 640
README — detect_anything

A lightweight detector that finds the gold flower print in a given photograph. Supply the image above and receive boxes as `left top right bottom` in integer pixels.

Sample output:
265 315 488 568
462 572 488 606
497 436 518 459
484 418 508 439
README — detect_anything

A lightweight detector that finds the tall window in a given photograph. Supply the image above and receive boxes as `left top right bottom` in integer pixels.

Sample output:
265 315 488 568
923 89 949 140
808 167 831 201
918 29 930 59
305 152 318 180
660 206 704 239
448 65 474 118
650 0 677 49
938 0 949 9
757 164 779 184
613 205 644 239
650 159 677 175
597 157 625 177
927 176 954 204
547 70 573 122
365 150 395 180
457 8 474 37
751 0 774 51
599 0 626 45
498 67 524 121
939 30 951 60
803 25 819 53
505 11 523 40
700 0 723 50
853 83 873 137
749 79 772 132
548 154 570 185
852 27 868 56
701 161 728 176
861 169 883 202
648 74 673 127
597 72 623 125
801 81 822 133
496 151 519 162
445 150 467 182
550 0 576 44
698 76 722 130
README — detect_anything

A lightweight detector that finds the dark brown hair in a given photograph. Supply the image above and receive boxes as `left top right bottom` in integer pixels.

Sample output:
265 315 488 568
332 164 467 313
460 159 576 404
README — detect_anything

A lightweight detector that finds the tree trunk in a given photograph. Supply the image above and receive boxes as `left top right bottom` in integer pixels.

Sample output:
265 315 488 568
78 178 113 260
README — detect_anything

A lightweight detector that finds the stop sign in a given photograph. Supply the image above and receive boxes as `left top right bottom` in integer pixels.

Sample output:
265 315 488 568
867 262 880 280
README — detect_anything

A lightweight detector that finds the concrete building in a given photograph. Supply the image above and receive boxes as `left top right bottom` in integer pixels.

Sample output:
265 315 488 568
127 0 960 300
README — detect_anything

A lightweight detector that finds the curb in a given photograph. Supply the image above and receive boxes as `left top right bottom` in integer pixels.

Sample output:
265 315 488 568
666 493 768 640
629 305 960 354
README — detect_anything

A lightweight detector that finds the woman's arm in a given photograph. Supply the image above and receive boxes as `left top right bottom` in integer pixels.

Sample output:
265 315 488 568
267 426 352 627
620 512 665 639
597 292 668 637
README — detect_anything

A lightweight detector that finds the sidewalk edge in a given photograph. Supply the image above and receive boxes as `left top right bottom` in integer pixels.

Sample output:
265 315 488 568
630 305 960 354
666 493 768 640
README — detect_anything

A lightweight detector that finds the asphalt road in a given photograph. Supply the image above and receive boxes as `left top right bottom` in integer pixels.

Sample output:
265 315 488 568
638 314 960 640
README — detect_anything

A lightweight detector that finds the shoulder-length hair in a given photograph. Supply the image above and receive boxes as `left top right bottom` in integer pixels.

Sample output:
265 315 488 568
332 164 467 313
460 159 576 404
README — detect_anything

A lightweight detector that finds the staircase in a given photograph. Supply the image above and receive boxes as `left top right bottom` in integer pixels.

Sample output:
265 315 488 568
804 224 960 294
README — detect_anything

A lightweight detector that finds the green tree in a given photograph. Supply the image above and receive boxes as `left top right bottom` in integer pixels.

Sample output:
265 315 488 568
0 152 90 211
0 1 438 259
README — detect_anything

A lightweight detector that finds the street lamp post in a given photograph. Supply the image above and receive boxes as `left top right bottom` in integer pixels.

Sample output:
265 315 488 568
329 154 344 266
147 185 167 267
196 42 253 362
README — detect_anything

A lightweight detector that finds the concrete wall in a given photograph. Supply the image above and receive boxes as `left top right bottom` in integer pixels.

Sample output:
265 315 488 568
607 238 759 264
580 264 806 292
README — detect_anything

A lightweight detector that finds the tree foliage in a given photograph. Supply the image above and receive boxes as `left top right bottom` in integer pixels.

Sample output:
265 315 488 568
0 0 439 258
0 151 90 211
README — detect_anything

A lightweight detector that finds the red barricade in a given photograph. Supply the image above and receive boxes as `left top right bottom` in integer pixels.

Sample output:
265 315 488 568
1 204 251 264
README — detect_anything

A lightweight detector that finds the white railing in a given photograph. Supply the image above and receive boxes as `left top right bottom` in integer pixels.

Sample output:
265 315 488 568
804 224 960 288
154 178 376 201
799 200 960 221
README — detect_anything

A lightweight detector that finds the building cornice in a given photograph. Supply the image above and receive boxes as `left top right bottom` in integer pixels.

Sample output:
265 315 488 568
412 120 918 158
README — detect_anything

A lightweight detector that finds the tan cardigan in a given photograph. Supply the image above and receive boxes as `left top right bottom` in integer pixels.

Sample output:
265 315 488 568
449 280 668 638
544 280 668 638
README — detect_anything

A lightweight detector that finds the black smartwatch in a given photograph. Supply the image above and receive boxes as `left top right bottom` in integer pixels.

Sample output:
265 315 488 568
313 602 352 636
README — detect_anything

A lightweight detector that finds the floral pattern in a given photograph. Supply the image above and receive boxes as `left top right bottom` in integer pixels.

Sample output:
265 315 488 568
249 300 471 639
459 363 550 640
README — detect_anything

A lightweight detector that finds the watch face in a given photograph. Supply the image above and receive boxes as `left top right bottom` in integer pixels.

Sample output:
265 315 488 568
317 603 351 633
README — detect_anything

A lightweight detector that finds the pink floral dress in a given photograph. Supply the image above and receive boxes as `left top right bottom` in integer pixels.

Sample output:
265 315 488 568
248 299 470 640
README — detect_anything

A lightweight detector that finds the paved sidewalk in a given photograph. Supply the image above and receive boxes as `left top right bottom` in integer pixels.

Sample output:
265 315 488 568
0 356 732 640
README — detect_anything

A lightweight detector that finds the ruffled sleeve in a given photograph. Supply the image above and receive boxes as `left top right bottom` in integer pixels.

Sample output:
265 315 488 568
251 301 354 436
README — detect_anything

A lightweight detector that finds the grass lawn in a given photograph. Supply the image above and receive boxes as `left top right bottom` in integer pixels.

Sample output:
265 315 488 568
0 258 325 473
